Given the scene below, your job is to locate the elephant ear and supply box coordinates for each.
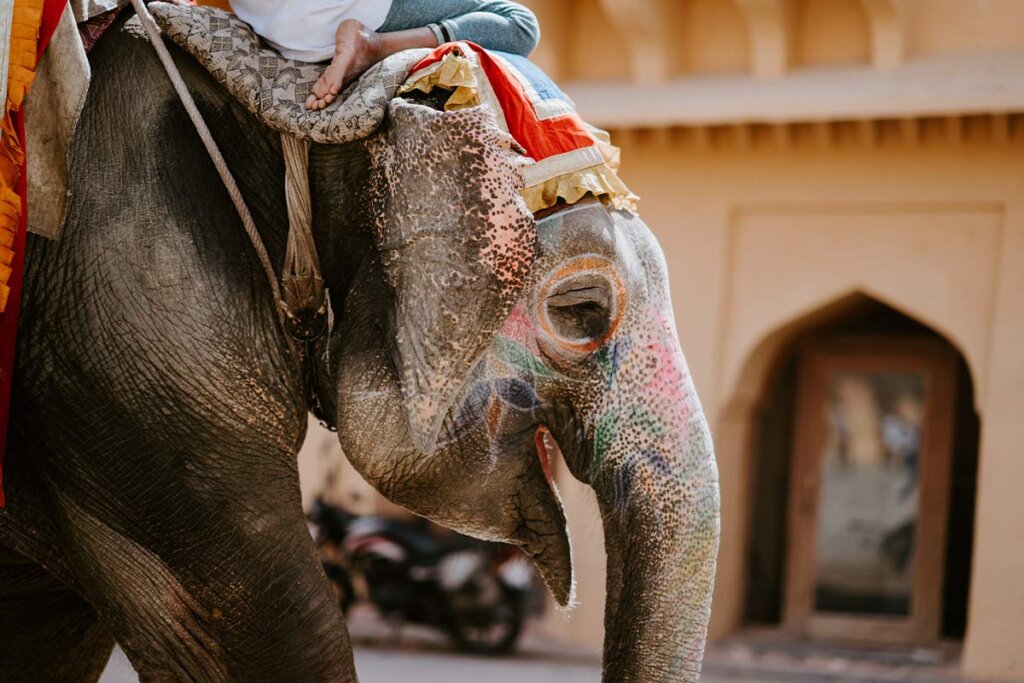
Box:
[368,100,537,454]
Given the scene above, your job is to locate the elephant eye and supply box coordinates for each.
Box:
[536,256,626,356]
[545,286,612,341]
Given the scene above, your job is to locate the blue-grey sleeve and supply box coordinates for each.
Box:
[381,0,541,57]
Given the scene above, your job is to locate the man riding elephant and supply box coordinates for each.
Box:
[0,3,719,681]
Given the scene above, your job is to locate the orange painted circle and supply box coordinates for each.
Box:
[535,255,627,355]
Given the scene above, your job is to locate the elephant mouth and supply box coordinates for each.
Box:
[534,426,556,486]
[516,424,575,608]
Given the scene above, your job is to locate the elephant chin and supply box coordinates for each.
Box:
[338,383,575,608]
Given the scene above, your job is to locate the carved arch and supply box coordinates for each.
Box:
[859,0,904,68]
[597,0,674,83]
[735,0,791,78]
[722,289,981,421]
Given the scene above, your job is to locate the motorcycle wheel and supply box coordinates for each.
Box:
[447,589,523,655]
[321,561,355,616]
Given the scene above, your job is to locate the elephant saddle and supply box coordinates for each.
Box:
[148,2,637,214]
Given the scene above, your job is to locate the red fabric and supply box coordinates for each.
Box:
[0,117,28,508]
[80,0,199,54]
[0,0,68,507]
[410,42,595,163]
[79,5,126,53]
[38,0,66,52]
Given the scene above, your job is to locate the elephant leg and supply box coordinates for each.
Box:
[0,546,115,683]
[19,432,356,682]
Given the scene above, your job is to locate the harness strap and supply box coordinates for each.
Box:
[130,0,328,344]
[280,135,329,340]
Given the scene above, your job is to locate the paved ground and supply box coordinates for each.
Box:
[99,607,608,682]
[99,640,971,683]
[98,609,974,683]
[100,646,604,683]
[98,649,141,683]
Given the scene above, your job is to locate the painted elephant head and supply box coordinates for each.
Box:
[336,101,720,682]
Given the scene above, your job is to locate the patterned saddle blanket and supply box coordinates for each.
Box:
[149,2,430,145]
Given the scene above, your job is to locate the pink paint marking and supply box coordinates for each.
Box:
[498,303,542,355]
[639,304,697,424]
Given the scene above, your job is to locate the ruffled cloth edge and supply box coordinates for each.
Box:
[399,50,638,215]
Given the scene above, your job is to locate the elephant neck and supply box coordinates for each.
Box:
[177,40,359,348]
[306,139,379,309]
[257,137,375,428]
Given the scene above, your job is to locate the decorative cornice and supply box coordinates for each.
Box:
[565,52,1024,130]
[603,114,1021,151]
[735,0,791,78]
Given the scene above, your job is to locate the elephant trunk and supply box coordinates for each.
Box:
[594,430,719,682]
[573,325,720,682]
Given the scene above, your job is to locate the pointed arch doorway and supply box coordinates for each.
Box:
[743,295,979,647]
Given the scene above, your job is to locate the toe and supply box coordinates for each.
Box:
[311,76,331,99]
[325,69,346,96]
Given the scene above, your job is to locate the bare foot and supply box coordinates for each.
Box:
[306,19,382,111]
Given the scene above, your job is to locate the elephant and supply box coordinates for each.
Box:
[0,10,720,683]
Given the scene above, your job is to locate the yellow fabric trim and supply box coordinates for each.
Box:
[0,0,44,311]
[587,124,622,172]
[520,162,639,215]
[397,52,480,111]
[398,47,508,131]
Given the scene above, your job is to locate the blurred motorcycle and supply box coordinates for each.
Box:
[308,498,533,654]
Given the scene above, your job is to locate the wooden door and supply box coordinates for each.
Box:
[782,336,957,644]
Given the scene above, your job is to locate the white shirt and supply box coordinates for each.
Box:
[230,0,394,62]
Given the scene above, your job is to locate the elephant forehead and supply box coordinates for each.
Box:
[535,199,618,255]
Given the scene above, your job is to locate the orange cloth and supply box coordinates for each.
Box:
[0,0,45,312]
[0,0,64,507]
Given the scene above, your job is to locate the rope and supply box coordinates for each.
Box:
[132,1,334,423]
[129,0,285,326]
[280,134,326,332]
